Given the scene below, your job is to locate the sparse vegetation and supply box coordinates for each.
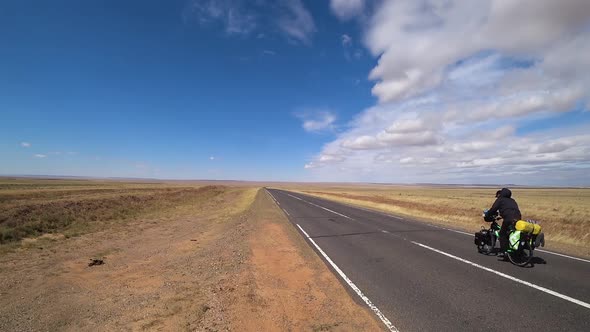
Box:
[0,178,227,244]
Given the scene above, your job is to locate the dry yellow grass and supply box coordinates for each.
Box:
[0,178,257,246]
[280,184,590,256]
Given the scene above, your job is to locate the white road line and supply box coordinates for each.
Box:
[411,241,590,310]
[284,209,290,216]
[266,190,277,203]
[299,194,406,221]
[536,249,590,263]
[441,227,472,236]
[283,190,589,264]
[287,193,354,220]
[431,225,590,263]
[286,193,304,201]
[296,224,398,332]
[306,201,354,220]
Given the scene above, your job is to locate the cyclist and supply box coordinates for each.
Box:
[484,188,521,258]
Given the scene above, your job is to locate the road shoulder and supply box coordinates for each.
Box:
[226,190,384,331]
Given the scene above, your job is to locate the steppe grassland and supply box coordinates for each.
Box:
[285,185,590,250]
[0,178,257,247]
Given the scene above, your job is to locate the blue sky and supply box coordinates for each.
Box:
[2,0,590,185]
[1,0,375,180]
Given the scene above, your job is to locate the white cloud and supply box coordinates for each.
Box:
[341,135,380,150]
[187,0,256,35]
[20,142,31,148]
[209,156,215,160]
[276,0,316,44]
[342,34,364,61]
[330,0,366,20]
[308,1,590,185]
[186,0,315,44]
[341,34,352,47]
[34,154,47,158]
[365,0,590,104]
[298,111,337,133]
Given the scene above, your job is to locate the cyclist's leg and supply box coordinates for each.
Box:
[499,223,509,253]
[499,219,515,253]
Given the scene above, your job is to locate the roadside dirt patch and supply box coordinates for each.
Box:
[226,191,383,331]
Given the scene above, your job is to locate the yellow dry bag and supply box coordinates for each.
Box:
[515,220,541,235]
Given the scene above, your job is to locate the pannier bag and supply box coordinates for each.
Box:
[509,230,522,250]
[475,229,494,253]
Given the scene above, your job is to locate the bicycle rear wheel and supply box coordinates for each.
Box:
[507,242,533,267]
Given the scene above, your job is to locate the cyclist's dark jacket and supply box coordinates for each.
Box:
[485,188,521,222]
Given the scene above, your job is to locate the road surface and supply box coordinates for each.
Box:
[266,189,590,332]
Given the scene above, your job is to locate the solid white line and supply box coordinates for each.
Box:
[267,190,292,217]
[296,224,398,332]
[266,190,277,202]
[287,193,354,220]
[442,227,472,236]
[536,249,590,263]
[411,241,590,310]
[388,215,404,220]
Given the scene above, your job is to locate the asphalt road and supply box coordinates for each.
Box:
[266,188,590,332]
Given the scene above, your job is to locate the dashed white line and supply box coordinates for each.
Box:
[297,194,406,221]
[284,209,290,216]
[286,193,304,201]
[286,193,354,220]
[296,224,398,332]
[280,190,589,264]
[411,241,590,310]
[430,224,590,263]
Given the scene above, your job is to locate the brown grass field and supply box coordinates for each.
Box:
[0,178,222,246]
[279,183,590,257]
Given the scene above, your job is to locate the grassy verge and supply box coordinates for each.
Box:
[282,185,590,255]
[0,179,228,245]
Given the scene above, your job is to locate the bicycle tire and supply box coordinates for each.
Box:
[507,242,533,267]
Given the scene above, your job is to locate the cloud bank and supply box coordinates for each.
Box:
[310,0,590,185]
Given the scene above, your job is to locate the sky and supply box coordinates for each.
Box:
[1,0,590,185]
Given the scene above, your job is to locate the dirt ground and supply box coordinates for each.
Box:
[0,188,382,331]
